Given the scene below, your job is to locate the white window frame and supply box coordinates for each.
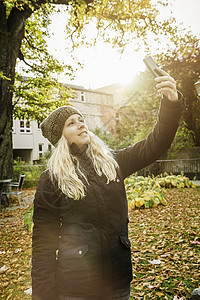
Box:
[38,144,43,158]
[80,91,85,102]
[19,119,31,133]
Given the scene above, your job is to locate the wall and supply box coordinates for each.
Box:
[70,88,116,133]
[12,119,51,162]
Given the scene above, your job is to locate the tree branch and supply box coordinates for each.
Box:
[24,35,49,54]
[18,51,45,74]
[7,0,94,39]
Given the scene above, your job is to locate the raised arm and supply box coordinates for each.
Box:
[115,71,184,179]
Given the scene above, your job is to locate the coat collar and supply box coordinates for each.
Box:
[70,142,89,160]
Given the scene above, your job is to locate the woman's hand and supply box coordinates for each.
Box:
[155,69,178,102]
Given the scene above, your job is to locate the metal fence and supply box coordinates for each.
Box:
[139,158,200,179]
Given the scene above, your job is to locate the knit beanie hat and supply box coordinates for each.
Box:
[41,106,83,145]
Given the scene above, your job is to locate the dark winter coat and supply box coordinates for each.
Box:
[32,96,184,300]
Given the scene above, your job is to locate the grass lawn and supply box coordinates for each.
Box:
[0,187,200,299]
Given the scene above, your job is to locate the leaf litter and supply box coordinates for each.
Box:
[129,188,200,299]
[0,189,34,300]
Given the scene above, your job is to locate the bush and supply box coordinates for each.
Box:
[125,173,197,210]
[13,158,47,188]
[155,173,197,188]
[125,175,166,209]
[167,121,195,158]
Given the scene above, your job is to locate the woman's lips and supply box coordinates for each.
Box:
[79,131,88,136]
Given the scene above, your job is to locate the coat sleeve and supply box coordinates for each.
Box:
[115,94,184,179]
[32,171,61,300]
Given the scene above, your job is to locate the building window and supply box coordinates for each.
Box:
[20,120,31,133]
[39,144,43,158]
[80,91,85,102]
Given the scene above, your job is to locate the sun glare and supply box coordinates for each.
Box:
[45,0,200,90]
[70,43,146,89]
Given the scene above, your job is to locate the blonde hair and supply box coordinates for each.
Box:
[48,132,119,200]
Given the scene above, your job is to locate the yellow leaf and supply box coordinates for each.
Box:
[135,285,143,290]
[161,198,167,205]
[135,198,145,208]
[155,292,164,297]
[129,200,135,210]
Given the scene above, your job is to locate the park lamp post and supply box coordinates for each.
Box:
[194,79,200,97]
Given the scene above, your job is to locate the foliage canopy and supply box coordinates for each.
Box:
[2,0,197,120]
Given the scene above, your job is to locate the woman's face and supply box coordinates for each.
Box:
[62,114,90,148]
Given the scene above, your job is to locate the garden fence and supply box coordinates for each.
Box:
[139,158,200,180]
[14,159,200,187]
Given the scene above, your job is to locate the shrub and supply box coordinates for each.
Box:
[125,173,197,210]
[13,158,47,188]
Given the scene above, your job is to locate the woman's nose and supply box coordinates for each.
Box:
[77,122,85,129]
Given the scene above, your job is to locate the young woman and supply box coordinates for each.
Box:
[32,70,184,300]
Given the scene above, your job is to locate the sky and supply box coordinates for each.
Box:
[47,0,200,89]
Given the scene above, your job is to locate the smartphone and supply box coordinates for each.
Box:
[143,56,163,78]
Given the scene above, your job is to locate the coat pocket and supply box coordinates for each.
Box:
[59,243,88,259]
[58,236,89,276]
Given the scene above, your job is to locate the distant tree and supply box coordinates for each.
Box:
[158,38,200,146]
[0,0,196,178]
[115,37,200,157]
[115,69,159,141]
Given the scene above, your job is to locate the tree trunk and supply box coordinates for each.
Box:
[0,4,32,179]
